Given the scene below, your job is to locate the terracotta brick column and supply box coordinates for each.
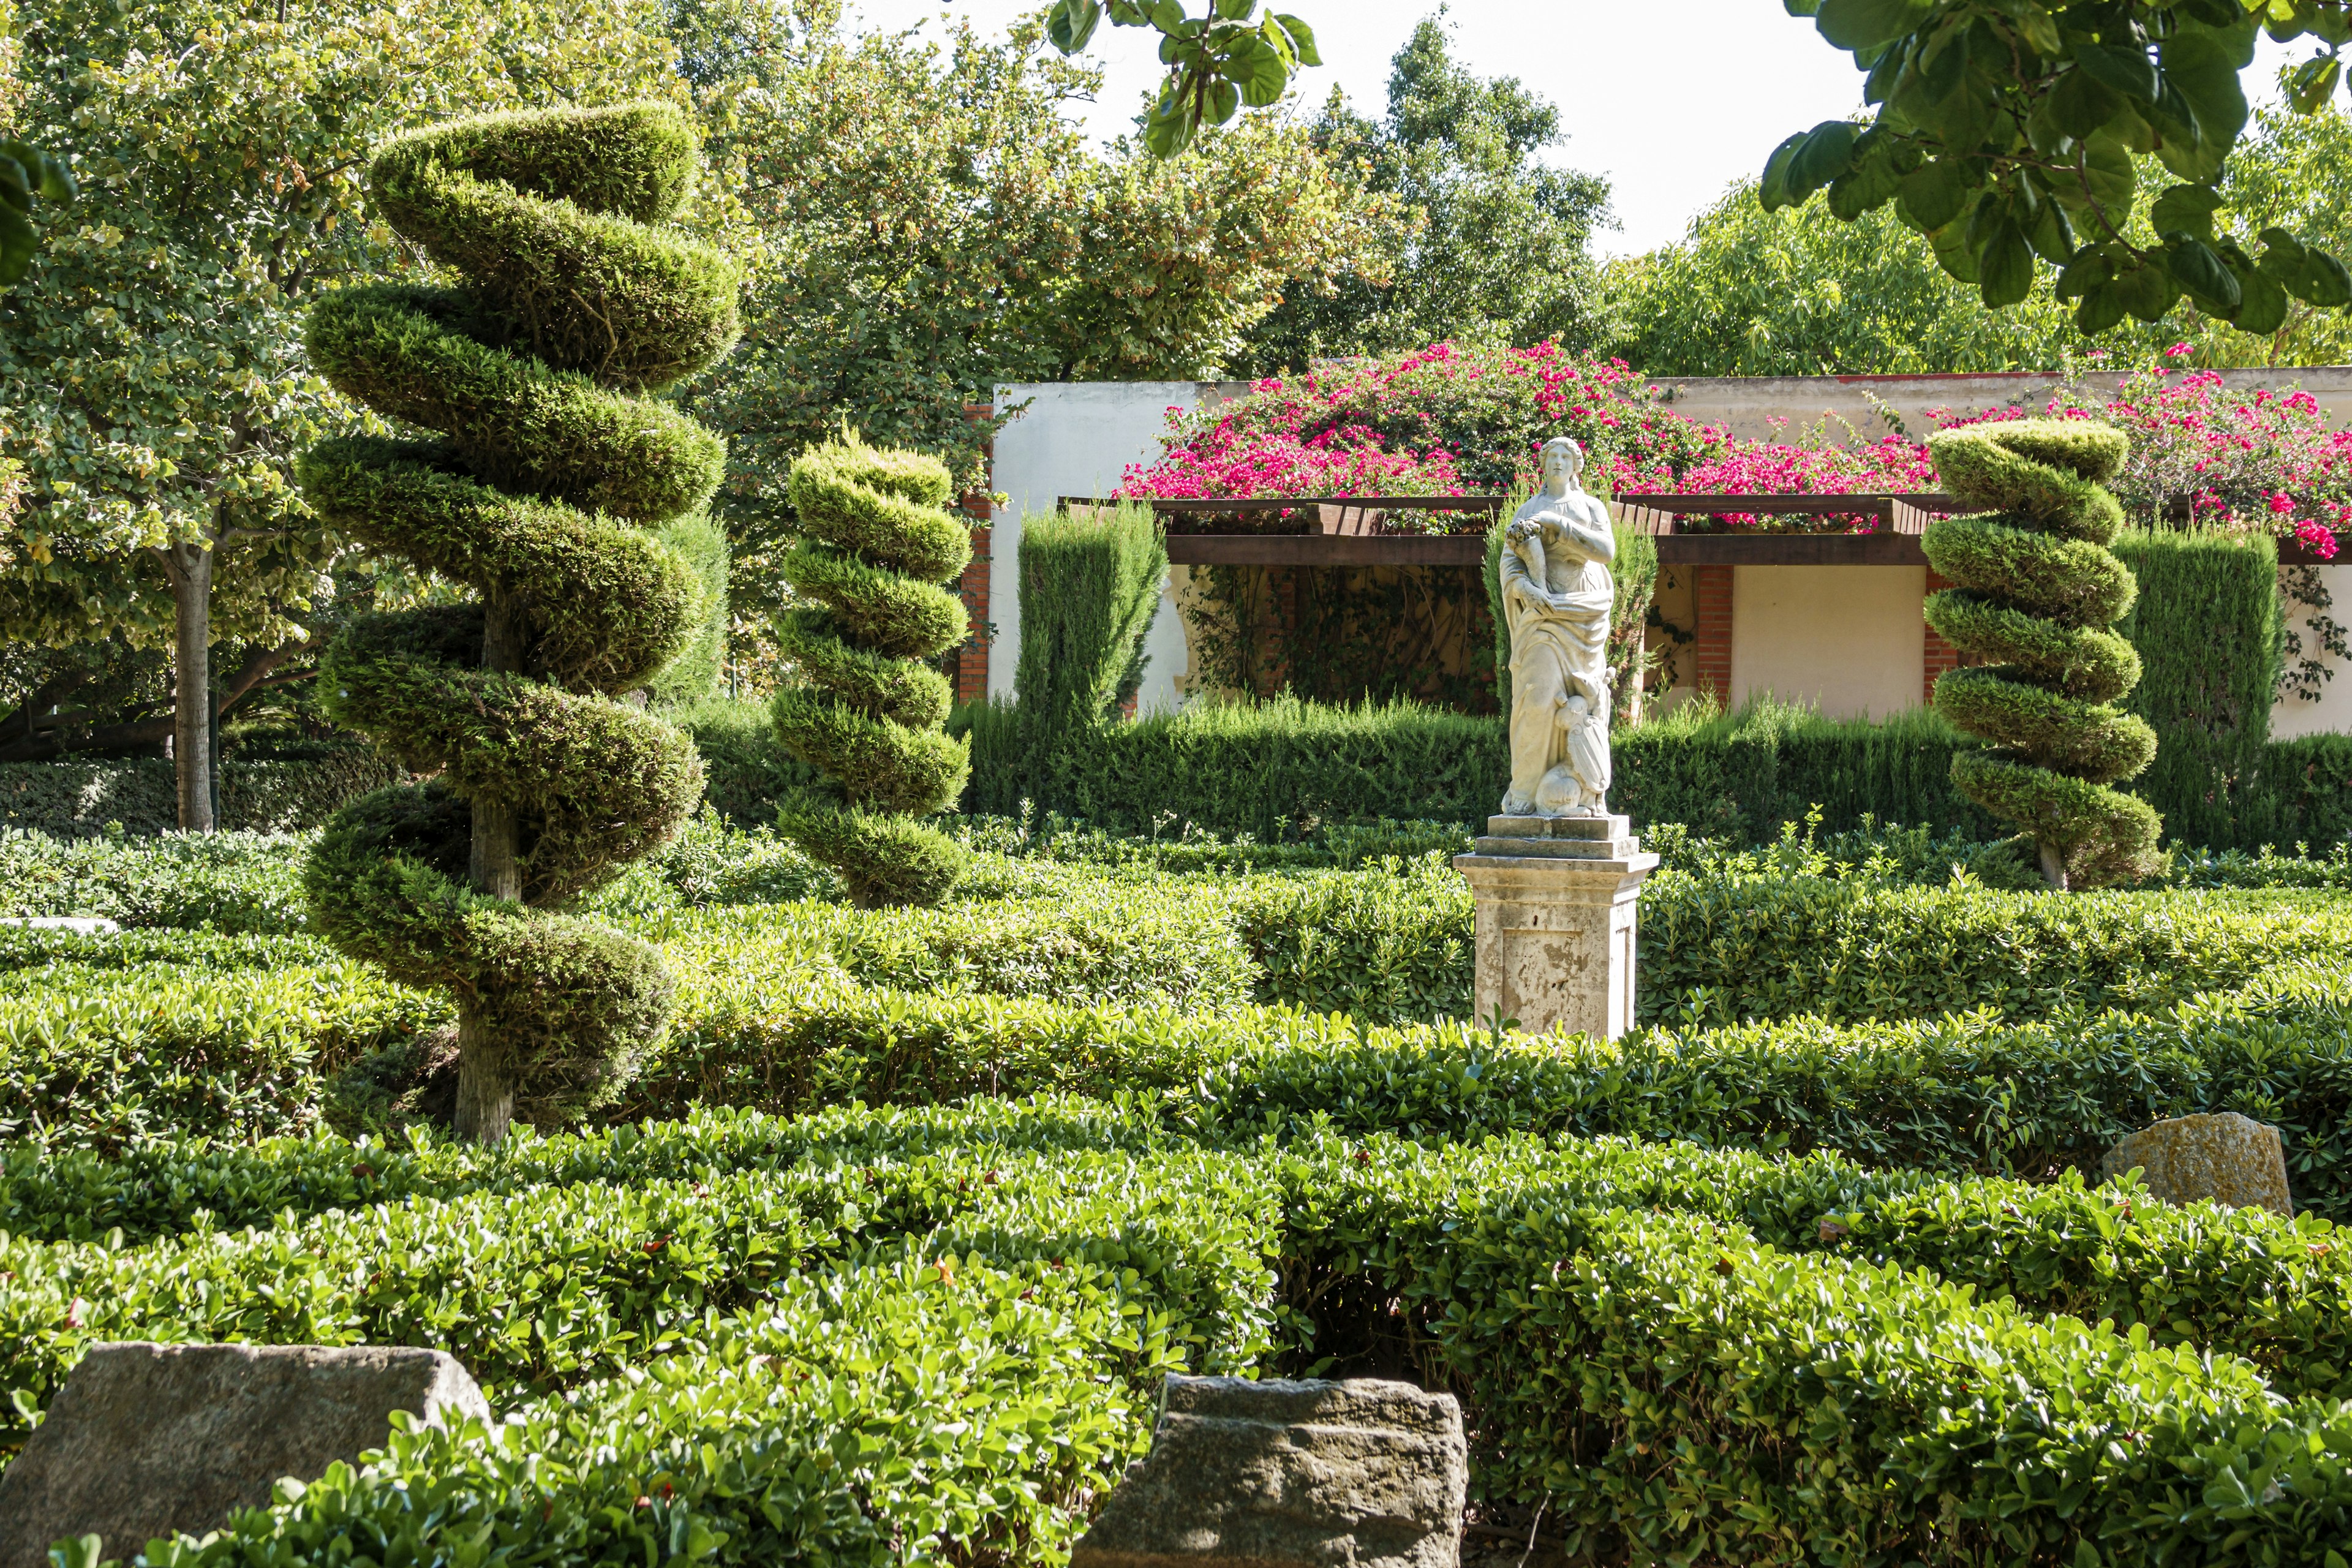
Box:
[1692,565,1733,701]
[954,502,992,705]
[1921,568,1959,707]
[956,404,996,705]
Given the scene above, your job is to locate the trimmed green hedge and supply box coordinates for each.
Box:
[7,1105,2352,1561]
[2114,531,2282,851]
[956,690,2352,851]
[0,751,402,837]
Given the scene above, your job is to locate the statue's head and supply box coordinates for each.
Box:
[1539,436,1584,484]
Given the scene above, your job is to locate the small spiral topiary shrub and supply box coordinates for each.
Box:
[1924,418,2160,889]
[296,103,739,1142]
[771,434,973,907]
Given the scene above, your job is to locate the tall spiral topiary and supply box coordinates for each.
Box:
[296,104,739,1142]
[1924,418,2162,890]
[772,434,972,907]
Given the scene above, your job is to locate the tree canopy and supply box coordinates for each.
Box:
[1235,16,1615,374]
[676,4,1403,674]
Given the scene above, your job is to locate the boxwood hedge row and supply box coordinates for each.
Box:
[7,1109,2352,1564]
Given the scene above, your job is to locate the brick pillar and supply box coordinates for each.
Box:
[1692,565,1733,701]
[957,404,997,706]
[1921,568,1959,707]
[954,499,992,706]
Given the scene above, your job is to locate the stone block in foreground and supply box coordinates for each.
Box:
[0,1342,491,1568]
[2101,1111,2294,1216]
[1072,1374,1467,1568]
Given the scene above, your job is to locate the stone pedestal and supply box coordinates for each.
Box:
[1453,813,1657,1041]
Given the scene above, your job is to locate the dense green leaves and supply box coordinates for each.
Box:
[1770,0,2352,337]
[1043,0,1321,156]
[0,138,74,287]
[1234,18,1611,373]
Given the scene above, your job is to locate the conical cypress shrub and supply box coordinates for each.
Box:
[772,434,972,906]
[296,103,738,1143]
[1924,419,2162,889]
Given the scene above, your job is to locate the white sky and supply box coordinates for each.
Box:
[846,0,2313,257]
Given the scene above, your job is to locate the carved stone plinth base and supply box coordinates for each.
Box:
[1453,813,1658,1041]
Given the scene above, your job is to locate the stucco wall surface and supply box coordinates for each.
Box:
[2276,565,2352,741]
[1730,564,1927,720]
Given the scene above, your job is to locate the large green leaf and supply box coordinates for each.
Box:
[1815,0,1933,51]
[2045,67,2122,141]
[1789,121,1860,198]
[2074,281,2128,334]
[2148,184,2222,243]
[0,202,36,285]
[2114,258,2181,322]
[2233,260,2288,335]
[2046,131,2135,226]
[1270,13,1320,66]
[1046,0,1103,53]
[2160,21,2255,151]
[2072,42,2158,104]
[2054,246,2115,301]
[2023,186,2075,263]
[2303,246,2352,309]
[2290,54,2341,113]
[1928,217,1981,284]
[1977,217,2035,307]
[2167,237,2241,311]
[1760,132,1809,211]
[1827,141,1902,219]
[1896,157,1970,231]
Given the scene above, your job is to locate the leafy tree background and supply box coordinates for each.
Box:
[0,0,705,821]
[1235,15,1615,374]
[672,0,1406,683]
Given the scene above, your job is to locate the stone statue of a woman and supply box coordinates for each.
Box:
[1500,436,1615,816]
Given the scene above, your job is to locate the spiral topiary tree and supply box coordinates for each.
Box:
[772,434,972,907]
[1924,418,2162,890]
[296,103,739,1143]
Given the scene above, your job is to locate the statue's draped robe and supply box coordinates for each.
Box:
[1502,509,1613,813]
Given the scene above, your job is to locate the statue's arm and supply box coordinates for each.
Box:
[1564,499,1616,564]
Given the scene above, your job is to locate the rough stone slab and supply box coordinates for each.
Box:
[2101,1112,2294,1216]
[1072,1374,1466,1568]
[0,1343,491,1568]
[0,916,120,935]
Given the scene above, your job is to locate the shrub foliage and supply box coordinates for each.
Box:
[772,435,973,907]
[1926,420,2162,888]
[296,104,737,1141]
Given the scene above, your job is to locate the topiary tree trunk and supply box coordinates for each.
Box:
[1923,418,2162,891]
[771,434,972,907]
[295,103,739,1144]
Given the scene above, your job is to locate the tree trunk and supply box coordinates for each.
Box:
[154,540,216,833]
[2037,839,2070,892]
[456,592,524,1145]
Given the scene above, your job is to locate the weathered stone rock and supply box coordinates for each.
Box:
[2101,1112,2294,1216]
[1072,1375,1467,1568]
[0,1342,491,1568]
